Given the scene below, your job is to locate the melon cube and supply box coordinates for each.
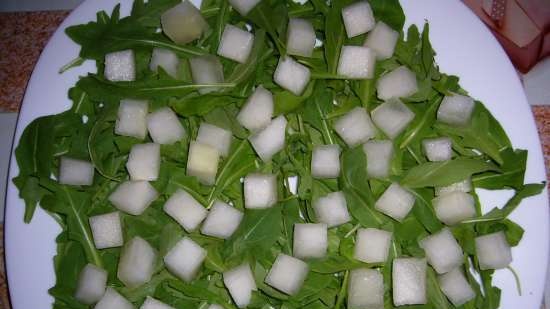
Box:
[164,189,207,232]
[334,107,376,146]
[249,115,287,161]
[208,305,224,309]
[150,48,180,78]
[164,237,207,282]
[147,107,185,145]
[437,93,475,126]
[375,183,415,222]
[419,228,463,274]
[140,297,175,309]
[95,287,134,309]
[371,99,415,139]
[201,200,244,239]
[223,263,257,308]
[244,173,277,209]
[475,231,512,270]
[273,56,311,95]
[423,137,452,162]
[197,123,233,157]
[161,1,208,45]
[432,192,476,225]
[341,1,375,38]
[59,157,94,186]
[89,212,123,249]
[435,179,472,196]
[218,24,254,63]
[126,143,161,181]
[115,99,148,139]
[313,191,351,228]
[286,18,316,57]
[438,268,475,306]
[376,66,418,100]
[293,223,328,259]
[265,254,309,295]
[117,236,157,288]
[354,228,392,264]
[311,145,341,179]
[237,86,274,131]
[104,50,135,82]
[74,264,108,305]
[393,258,427,306]
[337,46,376,79]
[229,0,261,15]
[364,21,399,60]
[363,140,393,179]
[189,55,224,94]
[109,181,158,216]
[187,141,220,185]
[348,268,384,309]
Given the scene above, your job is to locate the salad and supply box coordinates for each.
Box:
[12,0,545,308]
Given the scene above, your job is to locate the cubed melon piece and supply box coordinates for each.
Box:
[341,1,375,38]
[375,183,415,222]
[218,24,254,63]
[223,263,257,308]
[207,305,224,309]
[150,48,179,78]
[265,254,309,295]
[94,287,133,309]
[273,56,311,95]
[337,46,376,79]
[371,99,415,139]
[89,212,123,249]
[197,123,233,157]
[432,192,476,225]
[147,107,185,145]
[201,200,244,239]
[164,237,207,282]
[189,55,224,95]
[237,86,274,131]
[104,50,135,82]
[74,264,108,305]
[363,140,393,179]
[422,137,452,162]
[311,145,341,179]
[435,179,472,196]
[249,116,287,161]
[475,231,512,270]
[354,228,392,263]
[286,18,316,57]
[161,1,208,45]
[438,268,475,306]
[364,21,399,60]
[126,143,161,181]
[419,228,463,274]
[187,141,220,185]
[376,66,418,100]
[437,94,475,126]
[115,99,148,139]
[109,181,158,215]
[140,297,175,309]
[293,223,328,259]
[244,173,277,209]
[228,0,261,15]
[313,191,351,228]
[59,157,94,186]
[348,268,384,309]
[334,107,376,146]
[164,189,207,232]
[117,236,157,288]
[393,258,427,306]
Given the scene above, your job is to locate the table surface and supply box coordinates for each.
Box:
[0,9,549,309]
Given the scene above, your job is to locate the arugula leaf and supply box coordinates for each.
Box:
[473,148,528,190]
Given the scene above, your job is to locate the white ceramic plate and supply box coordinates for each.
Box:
[5,0,549,308]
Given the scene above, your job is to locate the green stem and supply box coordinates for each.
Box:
[334,271,349,309]
[59,57,84,74]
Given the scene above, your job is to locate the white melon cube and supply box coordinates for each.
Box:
[115,99,148,139]
[244,173,277,209]
[201,201,244,239]
[161,1,208,45]
[249,115,287,161]
[197,123,233,157]
[363,140,393,179]
[126,143,160,181]
[229,0,261,15]
[164,189,207,232]
[348,268,384,309]
[354,228,392,263]
[141,297,175,309]
[147,107,185,145]
[375,183,415,222]
[337,46,376,79]
[438,268,475,306]
[237,86,274,131]
[364,21,399,60]
[207,305,224,309]
[223,263,257,308]
[311,145,341,179]
[371,99,415,139]
[265,254,309,295]
[376,66,418,100]
[287,18,316,57]
[89,212,123,249]
[419,228,463,274]
[393,258,427,305]
[74,264,108,305]
[313,191,351,228]
[475,231,512,270]
[293,223,328,259]
[435,179,472,196]
[109,181,158,215]
[59,157,94,186]
[273,56,311,95]
[95,287,134,309]
[104,50,135,82]
[334,107,376,146]
[150,48,180,78]
[423,137,452,162]
[187,141,220,185]
[432,192,476,225]
[189,55,224,95]
[437,94,475,126]
[164,237,207,282]
[218,24,254,63]
[117,236,157,288]
[341,1,375,38]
